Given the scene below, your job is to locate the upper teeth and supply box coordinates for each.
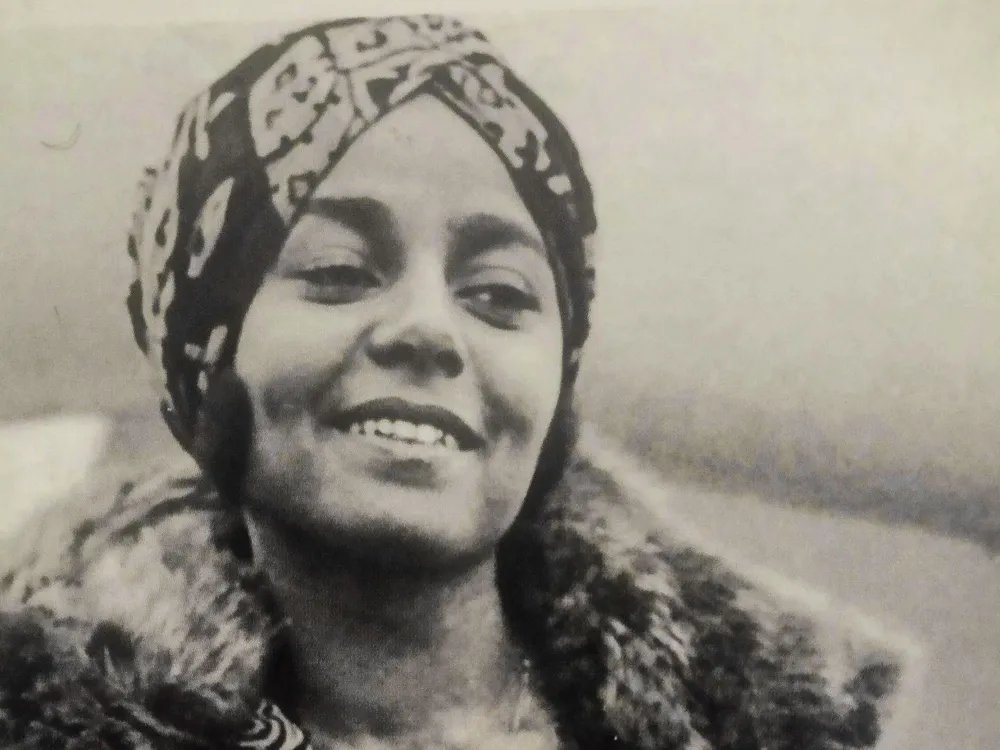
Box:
[348,419,459,449]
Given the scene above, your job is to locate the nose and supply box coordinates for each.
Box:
[366,281,465,379]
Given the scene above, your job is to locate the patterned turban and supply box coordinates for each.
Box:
[126,15,597,449]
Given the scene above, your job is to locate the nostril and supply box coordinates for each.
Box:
[367,334,464,378]
[436,349,463,378]
[368,340,412,369]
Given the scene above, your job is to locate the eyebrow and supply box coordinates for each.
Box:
[303,196,399,250]
[448,213,548,262]
[302,197,546,261]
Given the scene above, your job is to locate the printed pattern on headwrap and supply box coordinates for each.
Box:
[247,18,506,222]
[127,15,597,449]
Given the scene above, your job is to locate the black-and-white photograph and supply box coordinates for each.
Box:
[1,2,997,747]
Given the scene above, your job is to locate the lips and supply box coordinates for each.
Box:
[325,397,485,451]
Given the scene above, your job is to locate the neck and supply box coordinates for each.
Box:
[245,514,524,741]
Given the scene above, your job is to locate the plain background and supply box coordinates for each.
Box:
[2,2,999,747]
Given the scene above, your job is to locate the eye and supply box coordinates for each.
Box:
[293,264,380,305]
[459,280,541,329]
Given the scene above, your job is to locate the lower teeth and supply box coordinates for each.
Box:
[346,424,458,449]
[379,434,438,446]
[353,430,442,447]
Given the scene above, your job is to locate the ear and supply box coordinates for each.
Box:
[191,368,254,505]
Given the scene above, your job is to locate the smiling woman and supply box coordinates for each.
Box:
[238,95,564,571]
[0,14,919,750]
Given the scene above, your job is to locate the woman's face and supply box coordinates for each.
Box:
[235,94,564,568]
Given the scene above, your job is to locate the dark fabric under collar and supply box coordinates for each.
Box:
[239,701,310,749]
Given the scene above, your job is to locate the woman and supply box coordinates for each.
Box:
[0,15,917,750]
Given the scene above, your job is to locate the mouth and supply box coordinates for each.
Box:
[325,397,485,452]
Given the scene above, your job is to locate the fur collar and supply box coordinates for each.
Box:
[0,426,920,749]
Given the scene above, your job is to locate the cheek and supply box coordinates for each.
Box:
[472,318,564,448]
[235,288,358,423]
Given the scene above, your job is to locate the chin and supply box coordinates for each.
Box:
[284,474,517,571]
[243,427,534,570]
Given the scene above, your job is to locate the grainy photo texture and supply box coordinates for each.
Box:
[1,5,997,748]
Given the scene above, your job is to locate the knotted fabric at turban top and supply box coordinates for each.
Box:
[126,15,597,450]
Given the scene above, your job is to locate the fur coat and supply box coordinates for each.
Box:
[0,427,921,749]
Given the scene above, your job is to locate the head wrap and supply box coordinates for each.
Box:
[127,15,597,449]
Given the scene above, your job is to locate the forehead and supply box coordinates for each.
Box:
[309,94,532,219]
